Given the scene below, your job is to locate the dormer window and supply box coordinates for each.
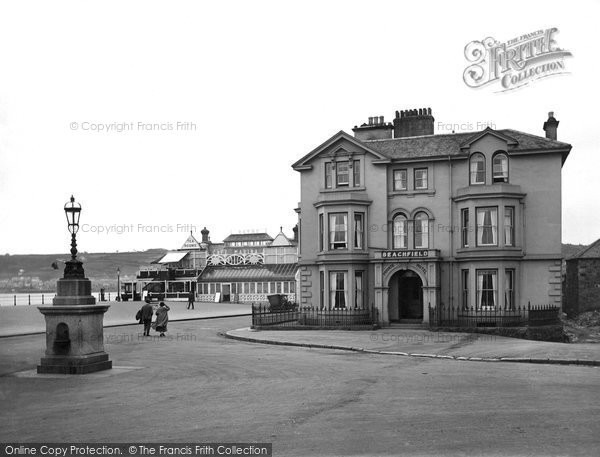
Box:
[470,153,485,185]
[492,153,509,183]
[336,161,349,186]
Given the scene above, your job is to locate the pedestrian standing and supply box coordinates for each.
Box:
[140,300,154,336]
[155,302,170,337]
[187,289,195,310]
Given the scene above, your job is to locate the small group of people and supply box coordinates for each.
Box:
[138,301,170,337]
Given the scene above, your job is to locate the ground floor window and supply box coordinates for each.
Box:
[505,269,515,309]
[320,271,324,309]
[476,270,497,309]
[354,271,363,309]
[461,269,469,309]
[329,271,347,309]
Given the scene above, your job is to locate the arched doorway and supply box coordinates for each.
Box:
[388,269,423,322]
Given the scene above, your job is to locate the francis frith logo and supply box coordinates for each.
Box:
[463,27,572,92]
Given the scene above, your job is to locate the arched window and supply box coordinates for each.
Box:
[492,152,508,183]
[393,214,408,249]
[470,153,485,185]
[414,212,429,249]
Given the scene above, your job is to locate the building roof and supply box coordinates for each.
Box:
[292,128,572,169]
[180,232,201,250]
[271,228,294,247]
[223,233,274,243]
[568,239,600,259]
[157,251,189,264]
[199,263,298,282]
[361,129,572,160]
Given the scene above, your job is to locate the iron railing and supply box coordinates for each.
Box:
[429,303,560,328]
[252,304,378,329]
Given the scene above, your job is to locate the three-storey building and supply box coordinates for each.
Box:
[292,109,571,325]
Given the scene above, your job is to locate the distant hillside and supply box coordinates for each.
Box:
[0,249,167,292]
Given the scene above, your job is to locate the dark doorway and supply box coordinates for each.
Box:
[388,270,423,321]
[222,284,231,302]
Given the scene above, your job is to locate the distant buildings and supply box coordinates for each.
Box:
[563,239,600,316]
[136,227,299,303]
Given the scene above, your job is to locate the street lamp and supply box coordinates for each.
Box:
[63,195,84,278]
[116,267,121,302]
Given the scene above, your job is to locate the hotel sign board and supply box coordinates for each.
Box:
[381,250,429,259]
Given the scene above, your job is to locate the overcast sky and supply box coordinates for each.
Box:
[0,0,598,255]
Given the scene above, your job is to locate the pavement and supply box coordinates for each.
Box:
[225,326,600,366]
[1,316,599,456]
[0,301,252,337]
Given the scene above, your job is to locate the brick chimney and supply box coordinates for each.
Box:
[201,227,210,243]
[543,111,559,140]
[353,116,393,140]
[393,108,434,138]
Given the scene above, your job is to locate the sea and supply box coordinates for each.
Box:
[0,292,118,306]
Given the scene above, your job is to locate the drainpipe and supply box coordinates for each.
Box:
[448,155,453,308]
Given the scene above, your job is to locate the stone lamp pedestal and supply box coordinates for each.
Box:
[37,260,112,374]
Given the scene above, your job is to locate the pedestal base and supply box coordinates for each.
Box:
[37,352,112,374]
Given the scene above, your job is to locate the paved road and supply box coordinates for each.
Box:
[1,316,599,456]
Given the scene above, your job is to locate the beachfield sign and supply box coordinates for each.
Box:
[463,28,572,92]
[381,250,429,259]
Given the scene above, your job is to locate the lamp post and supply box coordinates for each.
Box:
[63,196,84,278]
[116,267,121,302]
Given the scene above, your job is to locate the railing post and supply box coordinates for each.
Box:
[14,295,16,306]
[28,294,31,305]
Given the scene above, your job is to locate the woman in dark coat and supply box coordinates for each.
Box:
[154,302,170,337]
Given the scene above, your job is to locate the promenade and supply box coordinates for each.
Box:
[0,301,252,337]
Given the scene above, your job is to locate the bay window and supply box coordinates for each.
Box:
[476,270,497,309]
[329,213,348,250]
[336,161,349,186]
[354,213,364,249]
[505,269,515,309]
[461,208,469,248]
[325,162,333,189]
[353,160,361,186]
[354,271,364,309]
[476,207,498,246]
[504,207,514,246]
[329,271,347,309]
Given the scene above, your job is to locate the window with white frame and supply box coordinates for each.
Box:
[470,153,485,185]
[505,269,515,309]
[461,269,469,309]
[476,270,497,309]
[354,271,364,309]
[319,213,324,251]
[329,213,348,249]
[393,169,407,191]
[493,153,509,183]
[461,208,469,248]
[393,214,408,249]
[353,160,360,187]
[414,212,429,249]
[354,213,364,249]
[504,206,514,246]
[476,207,498,246]
[325,162,333,189]
[336,161,349,186]
[329,271,347,309]
[414,168,428,190]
